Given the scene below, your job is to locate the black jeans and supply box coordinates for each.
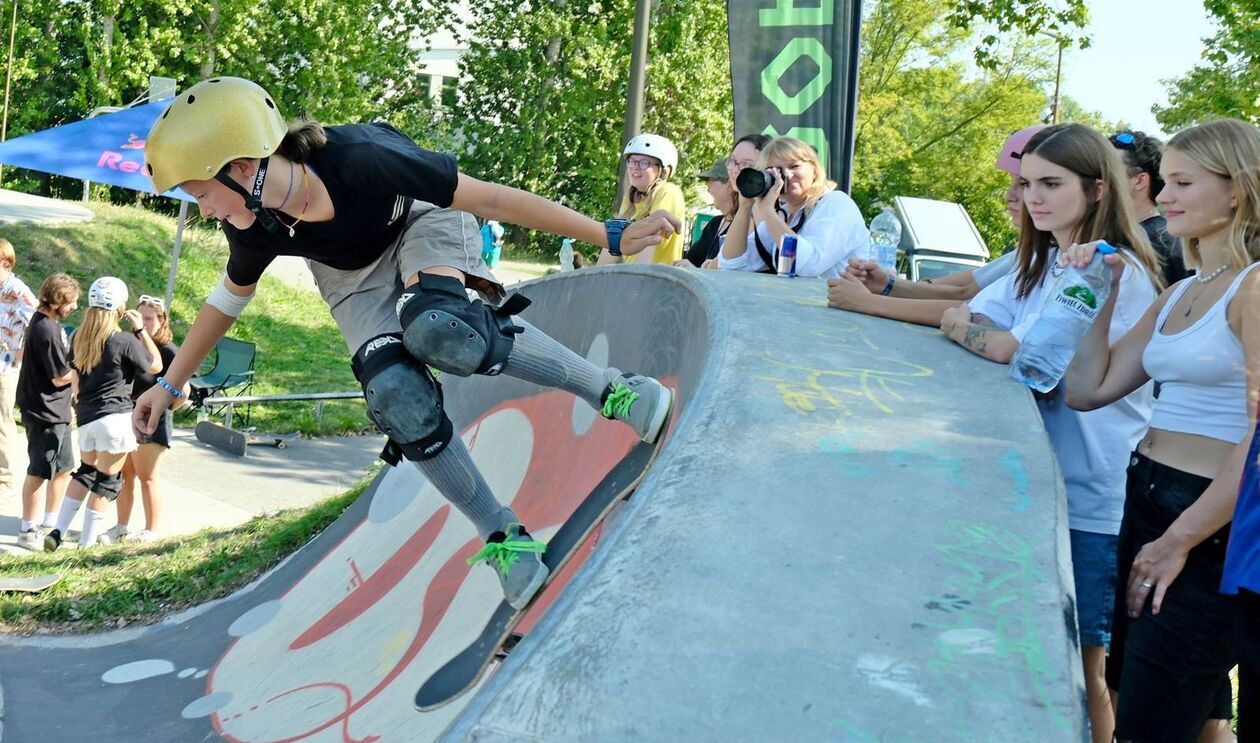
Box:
[1109,453,1237,742]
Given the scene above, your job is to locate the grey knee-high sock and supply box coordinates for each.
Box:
[412,436,514,540]
[502,318,618,407]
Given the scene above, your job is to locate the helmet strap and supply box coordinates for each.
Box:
[214,157,282,234]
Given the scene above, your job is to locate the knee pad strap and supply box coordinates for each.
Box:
[92,470,124,501]
[396,274,530,377]
[72,463,98,492]
[351,333,454,464]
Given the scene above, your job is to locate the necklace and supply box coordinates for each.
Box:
[277,160,296,212]
[273,163,310,238]
[1183,264,1232,317]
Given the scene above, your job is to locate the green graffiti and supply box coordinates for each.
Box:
[761,38,833,116]
[759,0,834,27]
[1062,285,1098,308]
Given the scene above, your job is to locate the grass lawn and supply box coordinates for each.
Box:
[0,469,375,633]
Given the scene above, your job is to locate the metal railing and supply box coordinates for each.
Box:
[202,391,361,429]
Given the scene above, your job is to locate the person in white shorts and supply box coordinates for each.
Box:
[44,277,161,551]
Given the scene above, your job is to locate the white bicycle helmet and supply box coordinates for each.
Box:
[623,134,678,178]
[88,276,128,311]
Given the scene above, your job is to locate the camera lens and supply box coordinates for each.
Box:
[736,167,774,199]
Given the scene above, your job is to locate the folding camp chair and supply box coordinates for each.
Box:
[188,337,256,422]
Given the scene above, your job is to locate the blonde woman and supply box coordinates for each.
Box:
[720,135,868,278]
[598,133,686,265]
[103,295,180,543]
[1064,118,1260,742]
[44,277,160,551]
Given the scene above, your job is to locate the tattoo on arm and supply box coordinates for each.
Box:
[961,324,990,355]
[970,313,998,328]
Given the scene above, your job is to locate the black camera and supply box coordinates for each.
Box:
[736,167,779,199]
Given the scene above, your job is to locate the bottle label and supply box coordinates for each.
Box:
[1052,284,1100,318]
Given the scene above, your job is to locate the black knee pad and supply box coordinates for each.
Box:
[352,333,454,463]
[72,463,98,492]
[92,470,124,501]
[395,274,531,377]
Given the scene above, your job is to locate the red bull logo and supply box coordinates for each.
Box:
[97,133,146,173]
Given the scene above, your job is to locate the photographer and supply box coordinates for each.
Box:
[719,136,868,278]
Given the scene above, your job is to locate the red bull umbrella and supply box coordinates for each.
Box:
[0,101,192,201]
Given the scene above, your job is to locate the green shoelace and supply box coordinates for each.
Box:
[602,385,639,419]
[468,528,547,577]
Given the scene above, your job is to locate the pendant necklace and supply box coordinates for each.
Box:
[273,163,310,238]
[1183,263,1231,317]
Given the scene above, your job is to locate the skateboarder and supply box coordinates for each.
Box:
[137,77,675,609]
[45,277,162,551]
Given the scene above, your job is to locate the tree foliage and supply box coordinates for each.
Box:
[1155,0,1260,129]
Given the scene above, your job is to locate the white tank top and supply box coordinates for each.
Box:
[1142,263,1260,443]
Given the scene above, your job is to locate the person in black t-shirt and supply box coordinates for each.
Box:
[1110,130,1188,286]
[102,294,181,544]
[678,156,735,268]
[14,273,79,551]
[137,77,679,610]
[43,277,161,552]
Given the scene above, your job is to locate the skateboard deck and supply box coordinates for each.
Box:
[242,429,301,450]
[415,434,665,711]
[195,421,247,456]
[0,573,61,593]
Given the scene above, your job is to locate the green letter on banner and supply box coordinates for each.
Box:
[759,0,834,26]
[761,38,833,116]
[762,124,830,174]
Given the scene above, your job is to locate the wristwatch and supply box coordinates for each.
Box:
[605,218,631,257]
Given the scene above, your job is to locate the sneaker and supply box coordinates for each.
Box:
[16,529,41,551]
[600,373,674,444]
[132,530,160,542]
[468,524,549,610]
[97,524,130,545]
[43,528,63,552]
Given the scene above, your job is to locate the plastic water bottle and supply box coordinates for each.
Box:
[869,205,901,274]
[559,238,575,271]
[1010,242,1118,393]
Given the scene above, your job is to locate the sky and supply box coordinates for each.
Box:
[1057,0,1216,136]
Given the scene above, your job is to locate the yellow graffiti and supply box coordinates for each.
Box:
[759,351,934,416]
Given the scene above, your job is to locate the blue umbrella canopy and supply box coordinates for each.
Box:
[0,101,192,201]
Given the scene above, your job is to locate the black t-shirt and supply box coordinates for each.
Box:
[15,311,72,424]
[684,216,729,268]
[131,341,178,401]
[72,332,152,425]
[1141,215,1188,286]
[224,123,460,286]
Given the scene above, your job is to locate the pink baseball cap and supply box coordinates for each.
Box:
[995,125,1048,175]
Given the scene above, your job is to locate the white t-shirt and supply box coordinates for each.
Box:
[719,191,870,279]
[973,250,1018,289]
[0,275,36,375]
[969,247,1158,535]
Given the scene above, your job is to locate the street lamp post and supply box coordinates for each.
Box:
[0,0,17,185]
[1039,30,1063,124]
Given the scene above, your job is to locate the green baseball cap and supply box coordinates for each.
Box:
[695,156,729,180]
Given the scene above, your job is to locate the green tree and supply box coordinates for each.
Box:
[1155,0,1260,129]
[446,0,733,259]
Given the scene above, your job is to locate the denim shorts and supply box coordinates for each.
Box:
[1069,529,1117,648]
[1109,452,1237,741]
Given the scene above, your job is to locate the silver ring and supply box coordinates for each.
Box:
[1140,580,1154,588]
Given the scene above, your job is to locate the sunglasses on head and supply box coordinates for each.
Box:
[138,295,165,311]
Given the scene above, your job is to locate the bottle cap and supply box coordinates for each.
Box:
[1096,241,1116,255]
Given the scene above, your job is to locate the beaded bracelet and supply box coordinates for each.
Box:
[155,375,184,399]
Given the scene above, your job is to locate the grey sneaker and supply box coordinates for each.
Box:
[97,524,130,545]
[16,529,41,551]
[468,524,549,610]
[43,528,63,552]
[600,373,673,444]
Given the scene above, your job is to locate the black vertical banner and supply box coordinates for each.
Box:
[727,0,862,191]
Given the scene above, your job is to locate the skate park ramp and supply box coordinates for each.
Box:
[0,266,1085,741]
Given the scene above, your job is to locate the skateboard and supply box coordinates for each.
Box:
[415,434,666,711]
[195,421,247,456]
[196,422,300,455]
[0,573,61,593]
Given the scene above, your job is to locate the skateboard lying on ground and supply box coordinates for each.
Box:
[415,434,666,711]
[0,573,61,593]
[195,421,299,456]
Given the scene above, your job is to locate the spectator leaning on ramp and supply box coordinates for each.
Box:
[137,77,676,610]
